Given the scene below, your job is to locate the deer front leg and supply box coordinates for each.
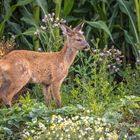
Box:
[51,82,61,108]
[42,84,51,108]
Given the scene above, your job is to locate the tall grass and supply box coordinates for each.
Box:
[134,0,140,47]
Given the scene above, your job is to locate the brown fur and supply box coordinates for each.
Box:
[0,24,89,108]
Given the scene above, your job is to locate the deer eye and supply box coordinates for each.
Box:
[76,38,82,42]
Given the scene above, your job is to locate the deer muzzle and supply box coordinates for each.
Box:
[83,41,90,51]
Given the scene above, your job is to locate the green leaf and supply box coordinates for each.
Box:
[21,7,36,27]
[7,21,22,35]
[63,0,74,17]
[0,22,5,38]
[3,127,13,135]
[21,16,36,26]
[86,20,113,41]
[124,30,134,45]
[35,0,48,14]
[0,3,17,38]
[130,127,140,136]
[65,16,80,22]
[16,0,33,6]
[22,27,36,36]
[117,0,139,44]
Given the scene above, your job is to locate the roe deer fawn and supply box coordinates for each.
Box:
[0,23,89,108]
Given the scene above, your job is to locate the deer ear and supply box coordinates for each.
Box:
[60,24,73,36]
[74,22,85,32]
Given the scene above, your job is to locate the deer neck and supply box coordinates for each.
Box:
[60,42,78,68]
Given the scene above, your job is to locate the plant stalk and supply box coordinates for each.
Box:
[134,0,140,43]
[55,0,62,50]
[32,3,40,51]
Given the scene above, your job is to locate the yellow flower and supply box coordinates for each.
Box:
[50,124,55,130]
[99,136,105,140]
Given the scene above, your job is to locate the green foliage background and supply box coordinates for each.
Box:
[0,0,140,59]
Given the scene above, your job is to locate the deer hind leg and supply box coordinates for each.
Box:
[1,76,30,107]
[43,84,51,108]
[0,78,12,107]
[51,82,61,108]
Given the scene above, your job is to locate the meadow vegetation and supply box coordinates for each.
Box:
[0,0,140,139]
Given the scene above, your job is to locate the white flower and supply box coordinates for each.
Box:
[99,137,105,140]
[85,127,92,131]
[124,134,128,138]
[67,134,70,138]
[86,110,90,113]
[44,14,48,19]
[42,18,46,23]
[50,18,54,22]
[34,29,40,35]
[108,65,111,68]
[136,59,140,63]
[112,65,116,69]
[56,17,59,21]
[11,35,15,39]
[100,53,105,56]
[25,131,30,136]
[72,116,79,121]
[34,32,38,35]
[39,122,45,128]
[78,135,82,138]
[106,133,111,137]
[31,130,35,133]
[65,129,69,132]
[88,138,94,140]
[92,49,97,53]
[99,58,103,61]
[116,58,120,61]
[52,12,55,16]
[115,68,119,72]
[41,26,46,30]
[95,127,103,132]
[59,137,63,140]
[117,50,122,55]
[53,23,59,27]
[48,14,51,17]
[22,134,28,138]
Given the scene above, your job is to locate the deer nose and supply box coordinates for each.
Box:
[82,40,89,47]
[83,41,90,50]
[86,42,90,48]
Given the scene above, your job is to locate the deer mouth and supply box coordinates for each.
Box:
[83,43,90,51]
[84,47,90,51]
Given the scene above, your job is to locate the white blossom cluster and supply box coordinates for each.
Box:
[91,47,124,73]
[42,13,66,27]
[34,13,66,36]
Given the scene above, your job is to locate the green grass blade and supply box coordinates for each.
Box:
[63,0,74,17]
[134,0,140,41]
[117,0,139,44]
[16,0,33,6]
[35,0,48,14]
[86,20,114,42]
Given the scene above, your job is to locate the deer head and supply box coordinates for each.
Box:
[60,23,90,51]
